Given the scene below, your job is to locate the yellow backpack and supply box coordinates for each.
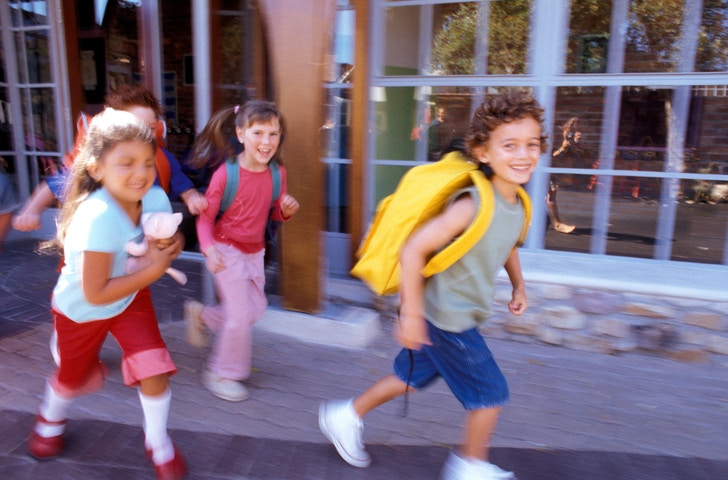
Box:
[351,151,532,296]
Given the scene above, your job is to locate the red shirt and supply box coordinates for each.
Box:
[197,162,288,254]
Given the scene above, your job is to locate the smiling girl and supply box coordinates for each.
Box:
[27,109,186,480]
[184,100,299,402]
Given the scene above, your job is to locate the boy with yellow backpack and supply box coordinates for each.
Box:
[319,90,546,480]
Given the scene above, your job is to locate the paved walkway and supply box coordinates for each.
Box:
[1,240,727,479]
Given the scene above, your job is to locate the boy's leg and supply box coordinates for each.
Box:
[352,374,411,417]
[319,375,408,469]
[461,406,502,461]
[321,345,436,468]
[431,326,514,479]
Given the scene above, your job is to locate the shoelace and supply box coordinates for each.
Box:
[401,348,414,417]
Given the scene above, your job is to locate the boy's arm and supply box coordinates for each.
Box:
[12,181,56,231]
[398,194,475,350]
[504,248,527,315]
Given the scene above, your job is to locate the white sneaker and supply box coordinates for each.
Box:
[184,300,208,348]
[202,370,249,402]
[441,451,514,480]
[318,399,371,468]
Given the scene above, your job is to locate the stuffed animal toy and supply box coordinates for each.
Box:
[125,211,187,285]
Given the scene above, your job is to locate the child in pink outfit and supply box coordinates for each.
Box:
[185,100,299,402]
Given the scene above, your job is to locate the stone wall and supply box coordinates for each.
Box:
[482,279,728,367]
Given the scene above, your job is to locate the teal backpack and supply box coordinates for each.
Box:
[219,158,282,245]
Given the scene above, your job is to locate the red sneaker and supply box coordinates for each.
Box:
[27,415,66,459]
[150,443,187,480]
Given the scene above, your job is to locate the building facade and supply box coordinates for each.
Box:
[2,1,727,301]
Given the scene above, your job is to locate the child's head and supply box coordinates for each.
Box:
[188,99,285,170]
[466,90,547,183]
[234,100,285,167]
[466,90,547,156]
[105,84,163,125]
[55,108,156,246]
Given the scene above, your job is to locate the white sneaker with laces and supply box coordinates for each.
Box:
[441,451,515,480]
[318,399,371,468]
[202,370,249,402]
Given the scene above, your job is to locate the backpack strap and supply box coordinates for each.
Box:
[515,186,532,247]
[220,159,281,212]
[154,148,172,194]
[422,173,532,277]
[269,160,281,203]
[422,171,494,277]
[220,158,239,212]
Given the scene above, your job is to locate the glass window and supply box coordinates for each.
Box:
[323,2,355,237]
[696,2,728,72]
[20,31,52,84]
[9,0,49,27]
[567,1,728,74]
[373,86,479,162]
[382,1,531,76]
[565,2,612,73]
[546,84,728,264]
[372,1,728,266]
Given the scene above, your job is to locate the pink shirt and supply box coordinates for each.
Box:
[197,162,288,254]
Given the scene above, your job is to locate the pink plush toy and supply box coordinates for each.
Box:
[125,211,187,285]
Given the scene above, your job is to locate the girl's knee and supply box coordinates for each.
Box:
[139,373,169,396]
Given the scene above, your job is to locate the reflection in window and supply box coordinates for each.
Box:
[696,3,728,72]
[567,1,728,74]
[545,84,728,264]
[383,1,530,76]
[430,1,530,75]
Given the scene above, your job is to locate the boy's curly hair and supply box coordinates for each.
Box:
[466,90,548,158]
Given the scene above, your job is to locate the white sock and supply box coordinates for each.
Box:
[139,388,174,465]
[36,382,72,438]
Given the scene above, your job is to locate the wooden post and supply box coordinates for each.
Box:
[257,0,336,313]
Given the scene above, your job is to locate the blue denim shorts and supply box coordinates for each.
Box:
[393,321,509,410]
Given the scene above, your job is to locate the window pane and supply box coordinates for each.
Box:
[374,86,482,162]
[19,31,52,84]
[218,14,247,86]
[9,0,49,27]
[382,1,530,76]
[566,2,611,73]
[323,87,352,160]
[605,181,662,258]
[25,88,58,153]
[548,84,728,264]
[325,163,349,233]
[0,88,13,151]
[624,0,684,73]
[547,88,604,251]
[697,2,728,72]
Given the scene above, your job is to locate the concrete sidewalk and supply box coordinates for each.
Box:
[1,239,727,479]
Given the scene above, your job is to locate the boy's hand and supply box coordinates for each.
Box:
[181,189,208,215]
[280,194,299,218]
[12,212,42,231]
[508,286,528,315]
[394,307,432,351]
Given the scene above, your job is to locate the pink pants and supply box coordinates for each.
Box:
[202,243,267,380]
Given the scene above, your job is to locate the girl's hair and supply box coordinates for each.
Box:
[105,84,164,118]
[466,90,548,158]
[49,108,156,251]
[187,99,285,170]
[563,116,579,133]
